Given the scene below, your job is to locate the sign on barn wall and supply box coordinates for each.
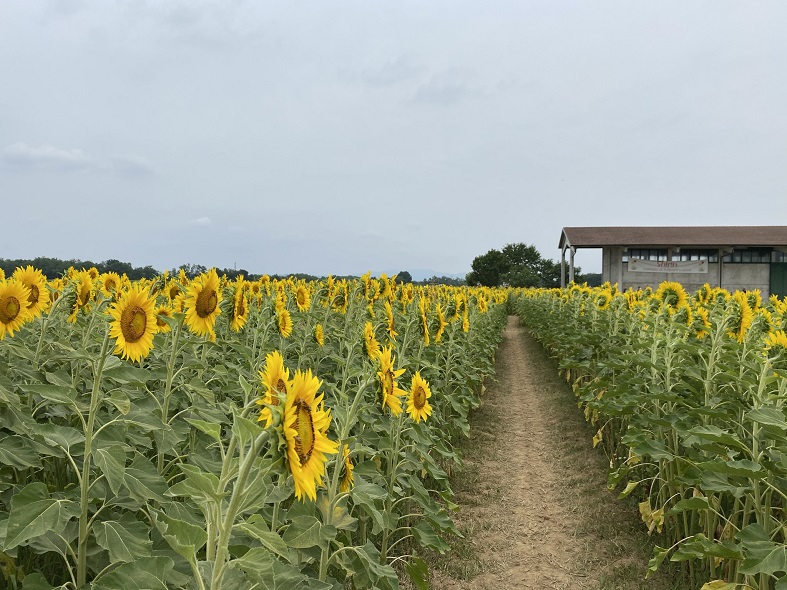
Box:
[628,259,708,273]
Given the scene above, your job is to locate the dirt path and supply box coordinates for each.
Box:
[430,316,638,590]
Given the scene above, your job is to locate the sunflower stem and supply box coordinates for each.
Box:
[211,429,270,590]
[33,290,64,370]
[379,413,405,564]
[76,328,111,588]
[157,317,184,474]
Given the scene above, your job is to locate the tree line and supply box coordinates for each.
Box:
[465,243,598,288]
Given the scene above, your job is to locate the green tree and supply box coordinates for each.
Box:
[466,249,510,287]
[466,243,580,288]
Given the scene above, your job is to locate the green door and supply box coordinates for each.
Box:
[771,263,787,298]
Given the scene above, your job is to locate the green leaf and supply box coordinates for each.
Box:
[168,463,225,505]
[94,445,127,495]
[700,582,739,590]
[124,454,168,503]
[91,556,174,590]
[668,497,710,515]
[406,557,430,590]
[413,520,450,554]
[94,518,152,563]
[646,546,670,578]
[153,510,207,563]
[747,407,787,429]
[0,435,43,470]
[236,514,291,561]
[33,423,85,451]
[185,418,222,441]
[19,383,78,408]
[737,523,787,576]
[21,572,52,590]
[281,515,322,549]
[106,390,131,415]
[4,482,78,550]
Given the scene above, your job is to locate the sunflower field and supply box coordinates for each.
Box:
[512,281,787,590]
[0,266,508,590]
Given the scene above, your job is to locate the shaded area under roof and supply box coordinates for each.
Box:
[559,226,787,250]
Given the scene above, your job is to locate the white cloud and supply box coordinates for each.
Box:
[188,217,212,226]
[1,142,93,171]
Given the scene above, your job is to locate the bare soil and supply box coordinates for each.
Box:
[429,316,684,590]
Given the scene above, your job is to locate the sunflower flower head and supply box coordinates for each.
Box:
[728,291,754,343]
[653,281,688,314]
[13,266,50,318]
[0,279,33,340]
[364,321,381,360]
[314,323,325,347]
[691,306,712,340]
[764,330,787,376]
[277,307,293,338]
[184,268,222,338]
[339,444,354,493]
[282,369,339,501]
[407,371,433,423]
[295,284,311,312]
[377,346,406,416]
[107,285,157,363]
[258,350,291,427]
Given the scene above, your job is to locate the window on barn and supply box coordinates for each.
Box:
[623,248,668,262]
[722,248,773,263]
[673,249,719,262]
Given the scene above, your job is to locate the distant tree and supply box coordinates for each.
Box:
[466,249,511,286]
[396,271,413,283]
[466,243,578,288]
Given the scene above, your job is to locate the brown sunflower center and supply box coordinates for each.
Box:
[293,399,315,465]
[27,284,40,306]
[78,285,91,306]
[120,305,147,343]
[297,290,306,306]
[196,288,218,318]
[412,385,426,410]
[0,296,21,324]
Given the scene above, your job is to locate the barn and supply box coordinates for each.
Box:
[559,226,787,297]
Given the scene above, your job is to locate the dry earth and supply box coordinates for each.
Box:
[429,316,681,590]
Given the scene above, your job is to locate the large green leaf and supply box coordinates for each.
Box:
[153,510,207,563]
[93,445,127,495]
[281,516,323,549]
[0,435,43,470]
[91,556,174,590]
[123,454,168,503]
[4,482,78,550]
[94,518,152,563]
[236,514,290,561]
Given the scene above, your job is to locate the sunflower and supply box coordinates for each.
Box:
[183,268,222,338]
[338,444,354,493]
[12,266,50,318]
[107,285,157,362]
[282,369,339,501]
[258,350,290,427]
[99,272,123,299]
[0,269,4,280]
[166,281,182,302]
[314,323,325,347]
[295,284,311,312]
[692,306,712,339]
[154,305,174,333]
[364,321,381,360]
[595,289,612,311]
[728,291,754,343]
[230,289,249,332]
[461,309,469,333]
[383,300,398,342]
[68,270,94,323]
[434,303,447,343]
[418,297,430,346]
[377,346,406,416]
[0,280,33,340]
[654,281,688,314]
[407,371,433,423]
[277,307,293,338]
[746,289,763,312]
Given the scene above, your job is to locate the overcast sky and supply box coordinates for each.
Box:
[2,1,787,277]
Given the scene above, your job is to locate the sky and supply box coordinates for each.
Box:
[2,1,787,278]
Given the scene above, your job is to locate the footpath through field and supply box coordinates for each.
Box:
[430,315,660,590]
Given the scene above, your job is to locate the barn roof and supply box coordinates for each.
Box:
[559,226,787,250]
